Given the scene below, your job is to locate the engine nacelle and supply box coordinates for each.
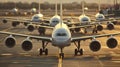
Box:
[21,39,33,51]
[12,21,20,27]
[106,37,118,48]
[2,19,7,23]
[97,24,103,31]
[27,24,35,32]
[38,27,46,35]
[74,28,80,33]
[89,40,101,52]
[107,23,114,30]
[23,22,29,26]
[5,35,16,48]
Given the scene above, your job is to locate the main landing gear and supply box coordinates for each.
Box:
[92,25,98,34]
[39,40,49,55]
[74,41,83,56]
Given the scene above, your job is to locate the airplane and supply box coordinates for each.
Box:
[2,0,44,23]
[95,0,105,21]
[0,0,119,59]
[1,0,115,35]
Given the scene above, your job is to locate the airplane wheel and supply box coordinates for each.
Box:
[74,49,78,56]
[59,53,64,59]
[80,49,83,55]
[84,30,87,33]
[39,49,43,55]
[3,19,7,23]
[45,49,48,55]
[95,30,98,33]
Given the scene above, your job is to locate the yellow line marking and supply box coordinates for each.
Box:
[58,57,63,67]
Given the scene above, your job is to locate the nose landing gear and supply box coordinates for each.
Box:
[59,48,64,59]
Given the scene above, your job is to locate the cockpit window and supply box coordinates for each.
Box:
[52,21,59,23]
[56,33,67,36]
[98,16,103,18]
[82,18,88,21]
[34,16,39,19]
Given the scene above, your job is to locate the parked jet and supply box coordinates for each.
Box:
[0,0,119,59]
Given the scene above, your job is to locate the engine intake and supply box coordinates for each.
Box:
[21,39,33,51]
[38,27,46,35]
[12,21,20,27]
[107,23,114,30]
[89,40,101,52]
[74,28,80,33]
[27,24,35,32]
[97,25,103,31]
[106,37,118,48]
[5,35,16,48]
[3,19,7,23]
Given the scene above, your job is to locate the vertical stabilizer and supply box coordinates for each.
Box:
[55,1,58,15]
[98,0,101,11]
[60,0,63,27]
[38,0,41,14]
[82,0,85,15]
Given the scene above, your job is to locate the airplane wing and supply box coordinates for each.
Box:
[71,32,120,42]
[0,31,52,42]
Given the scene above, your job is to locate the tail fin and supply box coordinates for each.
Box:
[38,0,41,14]
[55,1,58,15]
[82,0,85,15]
[98,0,101,11]
[60,0,63,27]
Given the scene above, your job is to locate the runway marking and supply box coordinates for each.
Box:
[1,53,13,56]
[94,56,104,67]
[1,27,13,31]
[58,57,63,67]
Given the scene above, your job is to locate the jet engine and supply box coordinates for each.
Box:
[21,38,33,51]
[12,21,20,27]
[107,22,114,30]
[106,37,118,48]
[23,22,28,26]
[97,24,103,31]
[2,19,7,23]
[27,24,35,32]
[74,28,80,33]
[89,39,101,52]
[5,35,16,48]
[38,27,46,35]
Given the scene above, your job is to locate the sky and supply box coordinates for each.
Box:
[0,0,115,4]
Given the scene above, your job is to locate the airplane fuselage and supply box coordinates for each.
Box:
[79,14,91,25]
[95,13,105,21]
[31,13,43,22]
[52,23,71,48]
[50,15,61,27]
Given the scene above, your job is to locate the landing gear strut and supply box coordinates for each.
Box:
[74,40,83,56]
[59,48,64,59]
[39,40,49,55]
[92,25,98,34]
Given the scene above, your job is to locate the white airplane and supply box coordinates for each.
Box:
[78,0,91,25]
[95,0,105,21]
[30,8,37,14]
[0,0,119,58]
[49,1,61,27]
[31,0,43,22]
[1,0,114,35]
